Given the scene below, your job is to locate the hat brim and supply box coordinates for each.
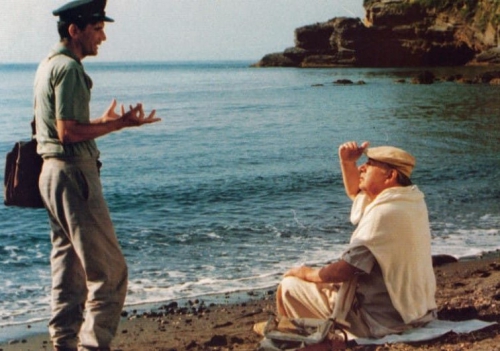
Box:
[102,15,114,22]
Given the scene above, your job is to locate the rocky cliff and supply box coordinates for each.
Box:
[253,0,500,67]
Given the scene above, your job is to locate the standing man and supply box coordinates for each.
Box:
[34,1,161,350]
[273,141,437,338]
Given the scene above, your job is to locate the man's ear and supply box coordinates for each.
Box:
[387,169,399,183]
[68,23,80,39]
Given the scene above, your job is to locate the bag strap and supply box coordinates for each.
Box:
[329,275,358,328]
[31,117,36,138]
[32,94,37,138]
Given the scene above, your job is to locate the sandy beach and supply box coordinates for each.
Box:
[1,253,499,351]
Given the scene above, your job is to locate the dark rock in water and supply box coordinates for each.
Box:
[334,79,354,85]
[251,53,298,67]
[441,74,463,82]
[473,71,500,84]
[411,71,435,84]
[432,254,458,267]
[253,0,500,68]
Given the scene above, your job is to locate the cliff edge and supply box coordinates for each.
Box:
[253,0,500,67]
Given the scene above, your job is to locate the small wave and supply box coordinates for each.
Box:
[207,232,221,239]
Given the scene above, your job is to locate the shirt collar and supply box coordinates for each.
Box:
[49,42,82,64]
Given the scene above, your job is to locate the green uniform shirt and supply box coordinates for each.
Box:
[34,43,100,159]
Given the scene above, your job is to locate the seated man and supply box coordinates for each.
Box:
[276,141,437,338]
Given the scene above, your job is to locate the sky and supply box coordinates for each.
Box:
[0,0,365,63]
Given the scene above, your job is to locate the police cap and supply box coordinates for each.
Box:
[53,0,114,23]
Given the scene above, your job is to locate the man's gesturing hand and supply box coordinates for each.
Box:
[121,103,161,127]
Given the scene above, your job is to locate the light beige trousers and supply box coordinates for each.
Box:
[39,158,128,350]
[276,276,371,338]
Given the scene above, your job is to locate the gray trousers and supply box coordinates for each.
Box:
[39,158,128,350]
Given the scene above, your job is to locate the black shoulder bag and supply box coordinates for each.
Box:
[4,119,44,208]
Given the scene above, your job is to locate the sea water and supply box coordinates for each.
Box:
[0,61,499,339]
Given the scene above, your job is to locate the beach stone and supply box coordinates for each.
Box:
[178,307,189,314]
[432,254,458,267]
[205,334,228,347]
[164,301,178,309]
[230,336,245,344]
[186,340,198,349]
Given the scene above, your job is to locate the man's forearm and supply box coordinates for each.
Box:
[340,160,360,200]
[57,119,123,143]
[285,260,359,284]
[284,266,322,283]
[318,260,359,283]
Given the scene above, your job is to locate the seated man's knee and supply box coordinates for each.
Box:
[279,276,304,296]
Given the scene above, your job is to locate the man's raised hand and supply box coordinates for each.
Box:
[120,103,161,127]
[339,141,370,163]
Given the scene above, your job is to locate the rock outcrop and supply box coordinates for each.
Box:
[253,0,500,67]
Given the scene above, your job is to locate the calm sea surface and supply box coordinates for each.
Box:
[0,61,499,339]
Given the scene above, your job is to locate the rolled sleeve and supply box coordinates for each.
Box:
[342,245,376,274]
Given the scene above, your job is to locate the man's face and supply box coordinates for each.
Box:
[77,21,107,57]
[358,158,393,199]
